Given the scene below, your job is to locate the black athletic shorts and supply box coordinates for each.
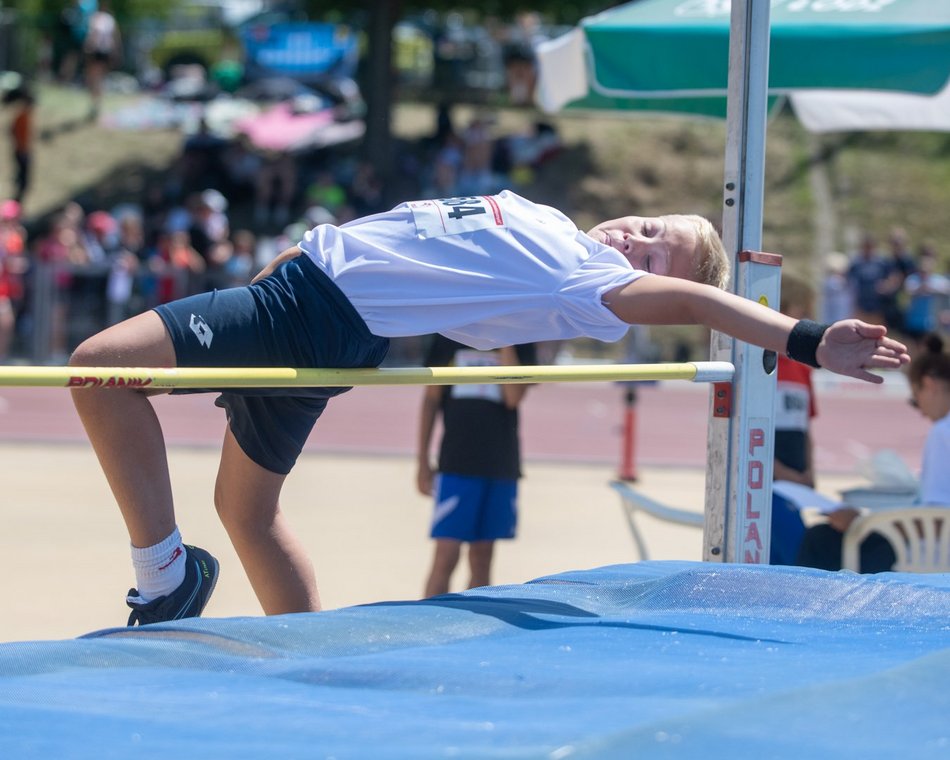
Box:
[154,255,390,474]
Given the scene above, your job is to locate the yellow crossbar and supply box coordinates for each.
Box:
[0,362,734,389]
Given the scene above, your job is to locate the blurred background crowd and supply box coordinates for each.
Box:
[0,0,570,364]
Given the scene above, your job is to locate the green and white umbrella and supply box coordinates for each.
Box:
[536,0,950,127]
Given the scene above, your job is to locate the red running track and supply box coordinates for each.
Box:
[0,373,927,476]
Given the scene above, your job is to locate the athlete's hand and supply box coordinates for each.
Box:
[416,461,435,496]
[816,320,909,383]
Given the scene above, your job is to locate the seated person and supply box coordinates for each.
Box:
[796,333,950,572]
[770,275,817,565]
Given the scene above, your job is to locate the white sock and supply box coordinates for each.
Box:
[129,527,187,603]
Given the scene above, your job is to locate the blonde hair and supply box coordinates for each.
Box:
[667,214,730,290]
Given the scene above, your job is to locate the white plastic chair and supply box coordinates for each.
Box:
[609,480,704,560]
[842,508,950,573]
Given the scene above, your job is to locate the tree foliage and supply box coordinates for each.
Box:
[9,0,183,26]
[300,0,615,25]
[289,0,615,178]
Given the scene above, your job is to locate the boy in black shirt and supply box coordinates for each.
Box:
[416,336,536,596]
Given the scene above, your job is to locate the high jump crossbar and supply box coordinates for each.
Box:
[0,362,735,389]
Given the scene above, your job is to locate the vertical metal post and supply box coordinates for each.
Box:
[703,0,781,563]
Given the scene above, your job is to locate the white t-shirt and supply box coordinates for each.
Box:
[86,11,117,54]
[297,190,643,349]
[920,411,950,506]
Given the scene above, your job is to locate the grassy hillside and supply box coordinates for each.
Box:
[5,85,184,219]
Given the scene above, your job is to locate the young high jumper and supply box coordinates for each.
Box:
[68,191,909,625]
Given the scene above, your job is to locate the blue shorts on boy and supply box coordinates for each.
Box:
[154,255,389,475]
[431,473,518,542]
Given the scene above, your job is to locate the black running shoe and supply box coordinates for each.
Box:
[126,545,219,626]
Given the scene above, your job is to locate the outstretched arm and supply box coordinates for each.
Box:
[603,275,909,383]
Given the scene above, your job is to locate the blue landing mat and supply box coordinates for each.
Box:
[1,561,949,759]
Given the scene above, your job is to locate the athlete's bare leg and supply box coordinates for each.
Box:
[69,310,177,548]
[424,539,461,597]
[214,428,320,614]
[467,540,494,589]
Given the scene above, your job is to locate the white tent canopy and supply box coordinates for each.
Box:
[789,80,950,133]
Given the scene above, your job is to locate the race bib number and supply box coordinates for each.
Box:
[450,349,503,403]
[775,381,810,432]
[409,196,506,239]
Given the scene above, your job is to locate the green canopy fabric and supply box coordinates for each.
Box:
[536,0,950,115]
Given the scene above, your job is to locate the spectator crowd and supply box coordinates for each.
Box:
[820,226,950,356]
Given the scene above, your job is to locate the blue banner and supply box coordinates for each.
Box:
[241,23,358,78]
